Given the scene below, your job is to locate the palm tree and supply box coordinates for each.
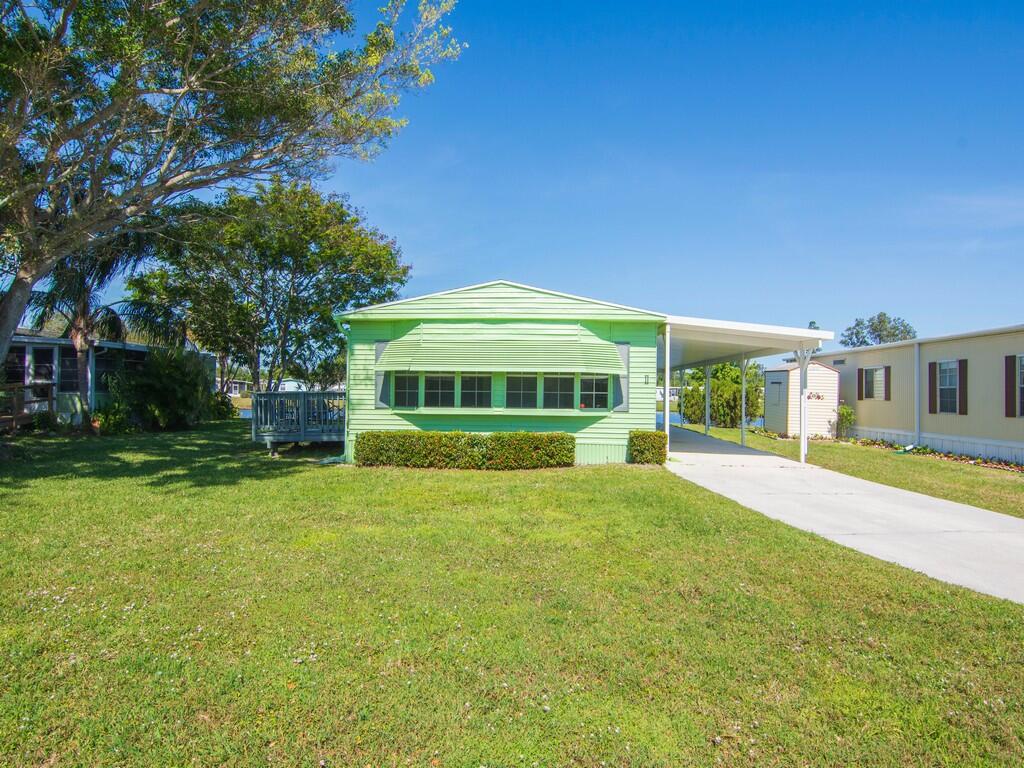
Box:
[27,237,184,426]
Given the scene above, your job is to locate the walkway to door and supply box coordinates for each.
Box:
[666,427,1024,604]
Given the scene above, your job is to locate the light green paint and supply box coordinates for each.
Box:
[339,282,664,464]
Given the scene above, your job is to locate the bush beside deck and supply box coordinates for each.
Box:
[2,422,1022,765]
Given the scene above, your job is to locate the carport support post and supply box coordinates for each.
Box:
[795,347,812,463]
[740,357,748,447]
[663,323,671,439]
[703,365,711,435]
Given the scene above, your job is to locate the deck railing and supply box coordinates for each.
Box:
[0,382,55,433]
[250,390,344,447]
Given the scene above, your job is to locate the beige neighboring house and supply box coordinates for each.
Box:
[763,361,839,438]
[812,324,1024,463]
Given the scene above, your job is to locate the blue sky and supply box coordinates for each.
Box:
[328,1,1023,351]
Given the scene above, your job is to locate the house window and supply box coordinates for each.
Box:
[4,345,25,385]
[93,349,120,394]
[543,375,574,409]
[394,374,419,408]
[460,375,491,408]
[863,366,884,400]
[579,375,608,409]
[31,347,55,383]
[424,374,455,407]
[1019,355,1023,417]
[506,375,537,408]
[59,349,80,393]
[938,360,958,414]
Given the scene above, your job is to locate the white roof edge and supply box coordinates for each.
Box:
[665,314,834,341]
[811,322,1024,357]
[339,279,665,319]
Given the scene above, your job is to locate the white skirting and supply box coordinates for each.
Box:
[851,427,1024,463]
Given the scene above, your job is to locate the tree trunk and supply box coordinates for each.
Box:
[73,337,93,431]
[0,273,35,363]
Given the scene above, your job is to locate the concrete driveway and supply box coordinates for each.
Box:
[665,428,1024,604]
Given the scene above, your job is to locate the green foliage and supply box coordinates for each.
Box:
[836,403,856,438]
[208,392,237,421]
[31,410,61,434]
[92,402,137,435]
[0,0,460,361]
[131,181,404,391]
[108,349,217,431]
[355,430,576,470]
[627,430,667,464]
[680,363,763,428]
[840,312,917,347]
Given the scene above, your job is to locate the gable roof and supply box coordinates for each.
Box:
[336,280,666,322]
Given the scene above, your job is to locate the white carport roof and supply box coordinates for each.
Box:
[658,314,834,369]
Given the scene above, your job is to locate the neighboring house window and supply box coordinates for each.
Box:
[543,375,574,409]
[579,375,608,409]
[863,366,884,400]
[460,375,491,408]
[394,374,419,408]
[4,345,25,385]
[424,374,455,407]
[506,374,537,408]
[1019,355,1024,416]
[59,349,80,393]
[938,360,958,414]
[31,347,55,383]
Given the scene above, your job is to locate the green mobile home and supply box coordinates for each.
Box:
[338,281,663,464]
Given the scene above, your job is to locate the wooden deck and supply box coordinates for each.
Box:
[1,383,55,433]
[250,391,344,453]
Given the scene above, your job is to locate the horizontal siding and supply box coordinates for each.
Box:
[827,346,915,432]
[343,282,662,321]
[346,319,659,463]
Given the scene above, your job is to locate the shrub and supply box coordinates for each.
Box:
[92,402,136,435]
[209,392,237,420]
[835,403,855,438]
[108,348,217,431]
[355,430,575,470]
[485,431,576,470]
[628,430,667,464]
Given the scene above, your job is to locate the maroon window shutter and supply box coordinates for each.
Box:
[857,368,864,400]
[883,365,892,401]
[927,362,937,414]
[957,358,968,415]
[1007,355,1018,418]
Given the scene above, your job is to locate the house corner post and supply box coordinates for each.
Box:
[740,357,748,447]
[704,364,711,435]
[796,348,810,463]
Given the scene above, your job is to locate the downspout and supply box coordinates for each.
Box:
[914,341,921,446]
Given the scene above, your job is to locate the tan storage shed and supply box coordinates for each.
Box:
[763,361,840,438]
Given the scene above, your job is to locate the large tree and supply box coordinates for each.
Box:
[131,180,406,391]
[0,0,459,361]
[840,312,917,347]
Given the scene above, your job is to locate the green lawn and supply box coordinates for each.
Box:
[2,422,1023,766]
[677,424,1024,520]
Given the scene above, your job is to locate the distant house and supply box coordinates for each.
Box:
[5,327,151,418]
[812,324,1024,462]
[763,361,839,438]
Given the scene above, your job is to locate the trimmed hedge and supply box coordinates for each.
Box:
[628,429,667,464]
[355,430,576,470]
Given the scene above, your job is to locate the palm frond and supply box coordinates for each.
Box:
[110,300,187,347]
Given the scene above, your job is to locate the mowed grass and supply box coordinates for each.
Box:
[2,422,1023,767]
[678,424,1024,520]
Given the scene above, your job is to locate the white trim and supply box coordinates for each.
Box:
[862,365,885,400]
[812,322,1024,357]
[913,342,921,444]
[665,314,833,343]
[936,358,959,415]
[339,280,666,320]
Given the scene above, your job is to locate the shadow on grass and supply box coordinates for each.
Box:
[0,420,342,492]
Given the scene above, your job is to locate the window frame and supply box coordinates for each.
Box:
[937,359,959,415]
[863,365,885,400]
[459,374,492,408]
[542,374,575,410]
[58,347,80,393]
[506,374,539,409]
[29,345,56,384]
[393,373,420,409]
[423,373,456,408]
[1018,355,1023,418]
[579,374,610,410]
